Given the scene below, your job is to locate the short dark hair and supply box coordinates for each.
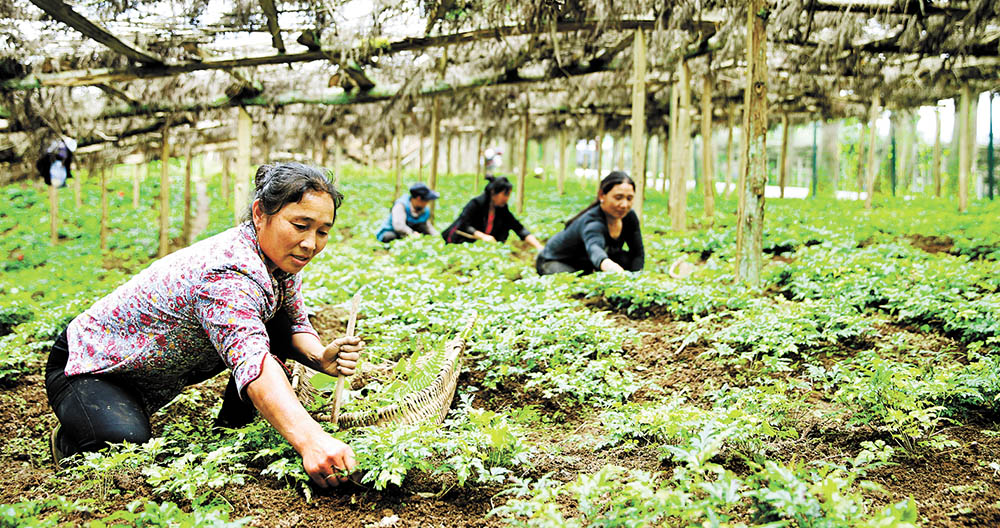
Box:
[484,175,513,197]
[244,162,343,222]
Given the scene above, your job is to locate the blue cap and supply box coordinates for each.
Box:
[409,182,440,200]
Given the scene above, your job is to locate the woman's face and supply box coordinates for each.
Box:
[599,182,635,220]
[491,190,510,207]
[254,190,336,274]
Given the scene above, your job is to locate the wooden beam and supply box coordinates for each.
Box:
[259,0,286,53]
[28,0,164,65]
[958,84,971,213]
[429,96,440,217]
[779,113,790,198]
[2,19,685,91]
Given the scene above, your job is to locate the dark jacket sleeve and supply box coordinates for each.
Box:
[581,216,611,270]
[443,197,482,243]
[624,212,644,271]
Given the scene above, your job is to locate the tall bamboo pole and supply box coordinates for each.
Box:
[221,152,230,208]
[670,60,691,232]
[476,131,484,182]
[661,131,669,194]
[779,113,789,198]
[558,128,567,195]
[595,114,605,188]
[48,180,59,245]
[159,126,171,257]
[517,111,528,214]
[132,161,141,209]
[701,73,714,218]
[864,93,881,210]
[735,0,768,285]
[725,107,734,198]
[183,144,193,244]
[418,133,425,180]
[855,123,866,195]
[235,107,252,224]
[72,163,81,207]
[394,135,402,199]
[445,132,453,175]
[631,29,647,220]
[988,92,995,200]
[429,97,440,216]
[958,84,971,212]
[100,165,108,250]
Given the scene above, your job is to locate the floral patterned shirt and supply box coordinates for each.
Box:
[66,222,318,412]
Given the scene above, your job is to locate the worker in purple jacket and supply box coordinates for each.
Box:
[45,162,360,488]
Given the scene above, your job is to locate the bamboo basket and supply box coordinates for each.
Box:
[292,313,477,429]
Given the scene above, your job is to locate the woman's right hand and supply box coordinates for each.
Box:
[301,432,358,488]
[599,258,626,273]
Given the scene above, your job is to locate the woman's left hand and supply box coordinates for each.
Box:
[321,336,364,376]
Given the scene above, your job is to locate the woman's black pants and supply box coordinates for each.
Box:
[45,311,294,458]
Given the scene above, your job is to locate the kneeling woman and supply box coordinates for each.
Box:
[442,175,543,249]
[536,171,644,275]
[46,162,360,487]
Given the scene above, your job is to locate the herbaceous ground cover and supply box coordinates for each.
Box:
[1,161,999,527]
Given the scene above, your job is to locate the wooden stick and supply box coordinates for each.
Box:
[333,293,361,425]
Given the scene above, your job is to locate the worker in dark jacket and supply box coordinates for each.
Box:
[442,175,543,249]
[536,171,644,275]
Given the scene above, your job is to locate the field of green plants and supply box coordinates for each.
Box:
[1,159,999,527]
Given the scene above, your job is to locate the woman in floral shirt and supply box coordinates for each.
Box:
[45,162,361,487]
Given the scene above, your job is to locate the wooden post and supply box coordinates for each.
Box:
[159,126,170,257]
[418,132,425,180]
[864,93,881,210]
[429,97,440,216]
[595,114,604,188]
[855,123,866,195]
[661,131,669,194]
[812,120,819,198]
[319,135,329,167]
[958,84,971,213]
[988,92,995,200]
[476,131,484,181]
[631,29,647,219]
[667,81,680,195]
[933,105,942,197]
[670,59,691,232]
[236,107,252,224]
[558,129,567,195]
[445,132,452,175]
[701,72,714,218]
[779,113,789,198]
[48,180,59,245]
[394,135,402,199]
[100,165,108,250]
[725,107,734,198]
[183,144,193,244]
[735,0,768,285]
[518,111,529,214]
[132,162,141,209]
[221,152,231,208]
[72,162,81,208]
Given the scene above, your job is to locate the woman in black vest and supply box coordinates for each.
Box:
[442,176,543,249]
[536,171,644,275]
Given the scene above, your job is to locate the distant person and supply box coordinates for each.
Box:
[483,148,503,177]
[375,182,440,242]
[36,137,77,188]
[536,171,644,275]
[442,175,543,249]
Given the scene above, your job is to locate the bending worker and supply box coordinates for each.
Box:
[376,182,440,242]
[536,171,644,275]
[45,162,361,488]
[442,175,543,249]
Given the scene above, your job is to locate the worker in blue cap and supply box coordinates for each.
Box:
[375,182,440,242]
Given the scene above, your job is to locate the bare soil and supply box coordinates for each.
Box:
[5,303,999,526]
